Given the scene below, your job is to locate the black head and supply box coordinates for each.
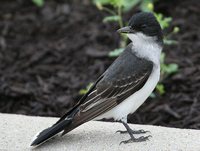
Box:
[118,12,163,44]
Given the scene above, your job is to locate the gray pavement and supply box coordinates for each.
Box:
[0,113,200,151]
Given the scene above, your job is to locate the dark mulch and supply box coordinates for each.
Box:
[0,0,199,129]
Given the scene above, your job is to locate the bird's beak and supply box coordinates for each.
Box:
[117,26,134,33]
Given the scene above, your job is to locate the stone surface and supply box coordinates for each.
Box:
[0,113,200,151]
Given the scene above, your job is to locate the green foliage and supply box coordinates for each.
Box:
[79,83,93,95]
[93,0,141,53]
[32,0,44,7]
[93,0,141,11]
[156,83,165,95]
[173,26,180,33]
[139,0,154,12]
[160,53,178,76]
[94,0,123,8]
[93,0,156,12]
[122,0,141,12]
[162,63,178,75]
[155,13,180,45]
[103,15,121,23]
[90,0,179,96]
[155,13,172,29]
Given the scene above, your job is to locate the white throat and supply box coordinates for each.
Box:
[127,32,162,67]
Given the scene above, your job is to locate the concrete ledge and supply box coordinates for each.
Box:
[1,113,200,151]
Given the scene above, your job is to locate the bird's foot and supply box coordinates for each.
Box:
[120,135,152,145]
[116,129,150,134]
[118,121,152,145]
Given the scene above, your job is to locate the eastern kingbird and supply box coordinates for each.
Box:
[31,12,163,147]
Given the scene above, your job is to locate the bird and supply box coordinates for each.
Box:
[31,12,163,147]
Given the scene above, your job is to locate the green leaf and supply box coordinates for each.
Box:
[140,0,154,12]
[32,0,44,7]
[93,0,123,7]
[108,48,124,57]
[160,52,178,76]
[173,26,180,34]
[155,13,172,29]
[114,0,124,7]
[122,0,140,12]
[156,83,165,95]
[103,15,121,23]
[147,2,154,11]
[92,0,111,5]
[164,63,178,74]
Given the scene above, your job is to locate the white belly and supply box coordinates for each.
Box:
[95,66,160,121]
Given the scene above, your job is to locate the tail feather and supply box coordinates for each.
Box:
[31,118,72,147]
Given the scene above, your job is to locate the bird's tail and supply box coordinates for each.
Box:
[30,108,82,147]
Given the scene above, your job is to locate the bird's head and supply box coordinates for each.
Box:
[118,12,163,46]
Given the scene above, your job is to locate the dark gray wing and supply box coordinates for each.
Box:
[62,44,153,130]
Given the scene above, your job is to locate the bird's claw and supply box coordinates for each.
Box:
[119,135,152,145]
[116,129,150,134]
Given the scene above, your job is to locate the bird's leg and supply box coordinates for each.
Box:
[116,128,150,134]
[116,129,149,134]
[118,121,151,144]
[116,118,150,134]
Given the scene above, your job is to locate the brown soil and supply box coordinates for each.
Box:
[0,0,199,129]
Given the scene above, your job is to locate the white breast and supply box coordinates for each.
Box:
[128,32,162,66]
[95,32,162,121]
